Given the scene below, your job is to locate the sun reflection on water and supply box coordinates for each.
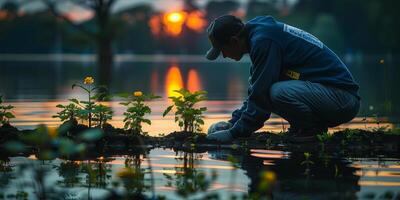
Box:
[165,65,184,98]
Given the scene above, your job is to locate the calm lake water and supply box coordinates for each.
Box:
[0,55,400,199]
[1,148,400,199]
[0,54,397,133]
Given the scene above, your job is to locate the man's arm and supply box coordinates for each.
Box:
[229,65,254,125]
[230,39,282,138]
[228,99,248,125]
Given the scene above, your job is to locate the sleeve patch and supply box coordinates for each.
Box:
[283,24,323,49]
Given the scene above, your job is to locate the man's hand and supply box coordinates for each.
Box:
[206,129,233,142]
[207,121,232,134]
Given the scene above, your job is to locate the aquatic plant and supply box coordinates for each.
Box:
[163,88,207,132]
[120,91,160,135]
[0,95,15,127]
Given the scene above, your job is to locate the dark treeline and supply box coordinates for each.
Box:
[0,0,398,55]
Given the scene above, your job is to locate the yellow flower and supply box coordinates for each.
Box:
[83,76,94,85]
[257,171,277,191]
[133,91,143,97]
[47,127,58,139]
[261,171,276,183]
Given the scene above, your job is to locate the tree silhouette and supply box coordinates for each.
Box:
[43,0,120,87]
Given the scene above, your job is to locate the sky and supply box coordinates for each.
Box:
[0,0,228,13]
[0,0,298,13]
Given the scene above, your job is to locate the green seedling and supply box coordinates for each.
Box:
[301,152,314,178]
[316,131,332,151]
[52,103,81,123]
[120,91,160,135]
[91,104,113,129]
[163,88,207,133]
[0,95,15,127]
[54,77,112,128]
[71,76,109,128]
[316,131,331,143]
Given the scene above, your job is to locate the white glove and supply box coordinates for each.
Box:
[206,129,233,142]
[207,121,232,134]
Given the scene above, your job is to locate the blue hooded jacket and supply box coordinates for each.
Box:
[228,16,360,138]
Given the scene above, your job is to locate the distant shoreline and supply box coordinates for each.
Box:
[0,53,251,63]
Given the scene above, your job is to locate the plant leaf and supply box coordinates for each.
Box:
[69,98,80,104]
[163,105,173,117]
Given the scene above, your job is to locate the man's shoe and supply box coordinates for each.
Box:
[287,127,328,143]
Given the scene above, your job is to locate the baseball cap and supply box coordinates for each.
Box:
[205,15,244,60]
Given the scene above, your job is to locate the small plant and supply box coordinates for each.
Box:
[316,131,331,143]
[91,104,113,128]
[0,95,15,127]
[52,103,81,123]
[301,152,314,177]
[53,77,112,128]
[163,89,207,132]
[316,131,332,151]
[120,91,160,135]
[72,76,106,128]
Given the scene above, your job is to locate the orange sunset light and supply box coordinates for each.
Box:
[186,11,207,33]
[187,69,202,92]
[163,11,187,36]
[166,12,185,23]
[165,65,184,97]
[150,10,207,37]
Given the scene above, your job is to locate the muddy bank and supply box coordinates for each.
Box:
[1,122,399,157]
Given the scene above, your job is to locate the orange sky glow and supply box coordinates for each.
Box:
[149,10,207,37]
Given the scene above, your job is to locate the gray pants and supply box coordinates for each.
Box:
[269,80,360,129]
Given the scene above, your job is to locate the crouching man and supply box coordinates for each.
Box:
[205,15,360,142]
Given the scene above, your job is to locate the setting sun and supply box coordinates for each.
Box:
[163,11,187,36]
[166,12,184,23]
[149,10,207,37]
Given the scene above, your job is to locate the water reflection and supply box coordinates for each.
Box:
[187,69,202,92]
[165,65,184,97]
[208,148,361,199]
[0,157,13,188]
[117,150,153,199]
[0,148,399,199]
[162,151,215,198]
